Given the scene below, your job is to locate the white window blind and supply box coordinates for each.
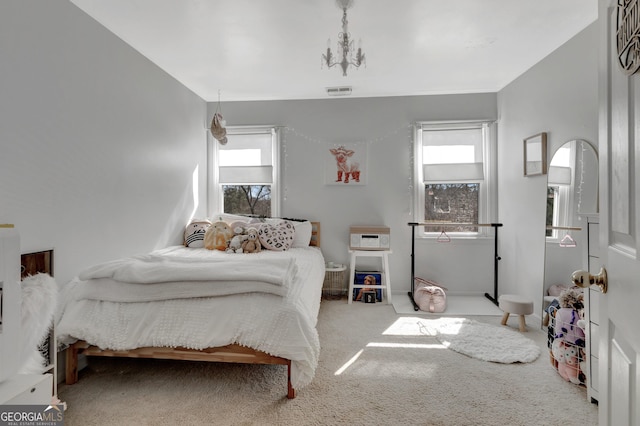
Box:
[218,132,273,184]
[422,127,484,182]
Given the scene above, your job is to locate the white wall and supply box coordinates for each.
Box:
[497,23,598,323]
[0,1,207,285]
[0,1,599,307]
[208,95,497,295]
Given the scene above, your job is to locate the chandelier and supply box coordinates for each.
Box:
[321,0,366,76]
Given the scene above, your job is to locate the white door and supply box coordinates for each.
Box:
[597,1,640,424]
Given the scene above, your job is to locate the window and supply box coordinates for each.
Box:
[210,126,280,217]
[414,121,496,237]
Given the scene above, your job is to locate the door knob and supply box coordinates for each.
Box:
[571,267,608,294]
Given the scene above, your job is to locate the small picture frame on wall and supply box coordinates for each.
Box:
[523,132,547,176]
[325,142,367,185]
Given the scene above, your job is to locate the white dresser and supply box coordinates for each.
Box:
[0,374,53,405]
[581,214,600,404]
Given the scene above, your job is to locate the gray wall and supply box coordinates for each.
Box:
[0,1,207,285]
[208,95,497,295]
[497,23,598,322]
[1,0,599,311]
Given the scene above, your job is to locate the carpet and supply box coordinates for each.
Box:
[393,294,504,316]
[58,301,596,426]
[413,317,541,363]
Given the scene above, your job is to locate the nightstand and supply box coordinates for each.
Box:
[348,250,392,304]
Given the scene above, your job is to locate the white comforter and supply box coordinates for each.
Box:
[56,246,325,389]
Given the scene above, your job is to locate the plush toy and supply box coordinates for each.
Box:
[558,287,584,310]
[552,340,582,384]
[226,225,248,253]
[184,219,211,248]
[204,221,234,251]
[241,227,262,253]
[554,288,585,347]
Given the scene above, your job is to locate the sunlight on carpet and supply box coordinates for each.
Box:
[382,315,540,363]
[393,294,503,315]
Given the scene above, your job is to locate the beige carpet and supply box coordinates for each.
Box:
[58,300,598,426]
[393,294,504,316]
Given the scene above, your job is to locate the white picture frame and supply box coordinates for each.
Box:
[523,132,548,176]
[325,142,368,185]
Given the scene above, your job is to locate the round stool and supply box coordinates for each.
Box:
[499,294,534,332]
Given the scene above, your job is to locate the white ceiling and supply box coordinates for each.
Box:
[70,0,598,102]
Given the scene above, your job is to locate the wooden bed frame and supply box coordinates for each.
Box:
[64,221,321,400]
[65,342,296,398]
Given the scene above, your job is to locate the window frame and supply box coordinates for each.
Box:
[413,120,497,239]
[208,125,281,217]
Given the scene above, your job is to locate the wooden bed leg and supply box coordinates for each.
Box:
[65,344,79,385]
[286,362,296,399]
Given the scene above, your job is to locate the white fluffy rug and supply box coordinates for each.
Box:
[416,317,541,363]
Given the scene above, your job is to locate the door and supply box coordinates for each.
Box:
[597,1,640,424]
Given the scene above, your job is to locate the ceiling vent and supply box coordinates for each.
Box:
[326,86,352,96]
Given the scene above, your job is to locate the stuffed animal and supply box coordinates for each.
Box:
[241,227,262,253]
[204,221,234,251]
[226,225,248,253]
[554,288,585,347]
[558,287,584,311]
[552,340,582,384]
[184,219,211,248]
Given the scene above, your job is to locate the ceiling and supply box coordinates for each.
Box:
[70,0,598,102]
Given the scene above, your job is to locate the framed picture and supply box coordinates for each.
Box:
[325,142,367,185]
[523,132,547,176]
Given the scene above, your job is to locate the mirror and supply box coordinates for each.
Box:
[524,132,548,176]
[542,139,598,320]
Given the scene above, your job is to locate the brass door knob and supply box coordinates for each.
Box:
[571,267,608,294]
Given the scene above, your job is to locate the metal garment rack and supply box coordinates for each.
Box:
[407,222,504,311]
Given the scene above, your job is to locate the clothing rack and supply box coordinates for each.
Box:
[407,222,504,310]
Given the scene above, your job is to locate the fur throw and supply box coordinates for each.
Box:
[19,273,58,375]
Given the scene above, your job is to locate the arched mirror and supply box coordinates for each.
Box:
[542,139,598,319]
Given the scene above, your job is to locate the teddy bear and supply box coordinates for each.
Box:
[241,227,262,253]
[226,225,248,253]
[204,221,234,251]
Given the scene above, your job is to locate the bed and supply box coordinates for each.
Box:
[56,219,323,399]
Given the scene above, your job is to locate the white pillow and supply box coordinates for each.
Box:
[212,213,252,224]
[292,221,312,247]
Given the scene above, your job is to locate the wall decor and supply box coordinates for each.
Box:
[523,132,547,176]
[617,0,640,76]
[326,142,367,185]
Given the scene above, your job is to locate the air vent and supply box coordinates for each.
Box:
[326,86,352,96]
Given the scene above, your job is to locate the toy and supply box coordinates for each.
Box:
[552,340,582,384]
[184,219,211,248]
[226,225,248,253]
[241,227,262,253]
[554,288,585,346]
[204,221,234,251]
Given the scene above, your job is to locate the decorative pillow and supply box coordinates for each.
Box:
[204,221,234,251]
[212,213,251,224]
[227,220,250,233]
[184,219,212,248]
[291,221,312,247]
[258,220,295,251]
